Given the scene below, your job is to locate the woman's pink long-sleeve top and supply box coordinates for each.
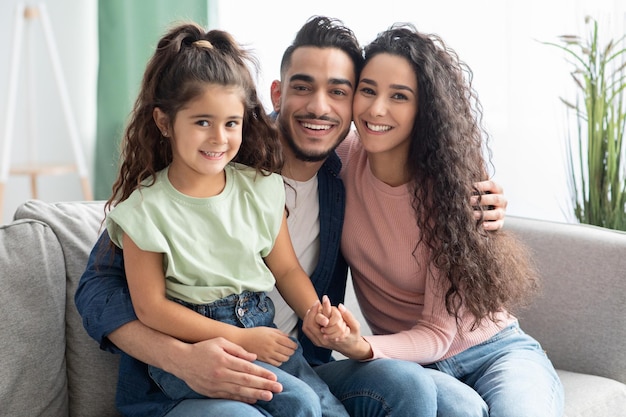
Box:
[337,133,515,364]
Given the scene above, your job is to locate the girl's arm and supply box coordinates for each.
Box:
[122,232,243,343]
[264,213,320,319]
[122,233,296,366]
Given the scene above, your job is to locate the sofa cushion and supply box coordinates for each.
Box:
[14,200,120,417]
[507,216,626,385]
[559,370,626,417]
[0,218,68,417]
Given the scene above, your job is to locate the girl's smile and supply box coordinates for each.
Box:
[154,84,245,197]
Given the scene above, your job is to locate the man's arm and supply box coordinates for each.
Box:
[109,322,281,402]
[74,231,282,402]
[473,180,507,231]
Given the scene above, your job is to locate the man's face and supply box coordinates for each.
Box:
[271,47,355,162]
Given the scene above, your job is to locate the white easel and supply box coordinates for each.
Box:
[0,3,93,219]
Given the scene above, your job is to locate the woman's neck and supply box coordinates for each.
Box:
[367,151,410,187]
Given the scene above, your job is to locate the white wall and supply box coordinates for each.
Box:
[215,0,626,223]
[0,0,624,224]
[0,0,97,223]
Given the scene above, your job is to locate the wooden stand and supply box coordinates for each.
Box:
[0,3,92,219]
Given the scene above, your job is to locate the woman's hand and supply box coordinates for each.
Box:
[303,296,373,360]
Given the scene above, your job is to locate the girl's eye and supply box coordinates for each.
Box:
[197,120,210,127]
[225,121,239,128]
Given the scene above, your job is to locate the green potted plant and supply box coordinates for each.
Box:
[544,16,626,231]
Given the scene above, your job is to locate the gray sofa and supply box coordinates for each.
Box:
[1,200,625,417]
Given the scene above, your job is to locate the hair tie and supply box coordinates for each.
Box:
[193,40,213,49]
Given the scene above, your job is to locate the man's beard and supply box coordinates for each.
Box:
[278,119,348,163]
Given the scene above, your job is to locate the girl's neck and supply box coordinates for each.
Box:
[167,166,226,198]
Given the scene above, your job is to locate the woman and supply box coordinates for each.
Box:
[305,23,564,417]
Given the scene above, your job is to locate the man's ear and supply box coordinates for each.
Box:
[153,107,170,136]
[270,80,282,113]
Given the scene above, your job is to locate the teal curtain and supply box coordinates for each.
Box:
[94,0,214,199]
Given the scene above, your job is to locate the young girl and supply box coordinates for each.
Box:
[305,24,564,417]
[105,22,347,417]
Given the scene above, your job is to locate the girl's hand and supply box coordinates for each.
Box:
[235,327,297,367]
[318,296,349,342]
[303,298,373,360]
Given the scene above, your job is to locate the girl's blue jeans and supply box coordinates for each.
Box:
[315,321,564,417]
[157,291,348,417]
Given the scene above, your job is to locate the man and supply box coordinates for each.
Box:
[75,16,507,416]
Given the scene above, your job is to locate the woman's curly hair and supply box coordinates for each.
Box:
[106,22,282,212]
[365,24,539,328]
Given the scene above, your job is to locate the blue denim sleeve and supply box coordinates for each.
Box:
[74,230,137,353]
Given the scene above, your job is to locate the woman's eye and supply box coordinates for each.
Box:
[360,87,375,96]
[392,93,409,101]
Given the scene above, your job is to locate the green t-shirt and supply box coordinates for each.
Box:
[107,164,285,304]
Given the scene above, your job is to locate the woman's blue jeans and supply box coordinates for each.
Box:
[157,291,347,417]
[315,321,564,417]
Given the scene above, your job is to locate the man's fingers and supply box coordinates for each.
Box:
[474,179,503,194]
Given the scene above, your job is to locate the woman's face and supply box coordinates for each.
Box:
[352,53,418,158]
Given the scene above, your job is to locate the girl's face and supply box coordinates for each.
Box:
[156,84,245,193]
[352,53,418,159]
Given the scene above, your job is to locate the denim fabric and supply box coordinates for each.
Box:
[164,399,270,417]
[315,358,438,417]
[146,292,348,417]
[315,322,563,417]
[427,321,564,417]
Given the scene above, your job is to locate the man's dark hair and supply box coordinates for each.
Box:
[279,16,363,81]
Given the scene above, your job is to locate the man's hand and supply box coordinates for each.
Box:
[169,337,283,403]
[473,180,507,231]
[108,322,283,404]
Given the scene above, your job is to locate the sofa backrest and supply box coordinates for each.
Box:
[12,200,120,417]
[0,217,69,416]
[506,215,626,385]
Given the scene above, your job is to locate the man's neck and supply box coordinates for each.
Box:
[282,155,324,182]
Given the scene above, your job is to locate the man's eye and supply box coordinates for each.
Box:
[331,89,347,96]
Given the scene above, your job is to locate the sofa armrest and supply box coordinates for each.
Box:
[505,216,626,385]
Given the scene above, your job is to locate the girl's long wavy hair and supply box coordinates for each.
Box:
[105,22,282,213]
[365,24,539,329]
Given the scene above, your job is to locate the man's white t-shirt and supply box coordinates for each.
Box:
[268,175,320,337]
